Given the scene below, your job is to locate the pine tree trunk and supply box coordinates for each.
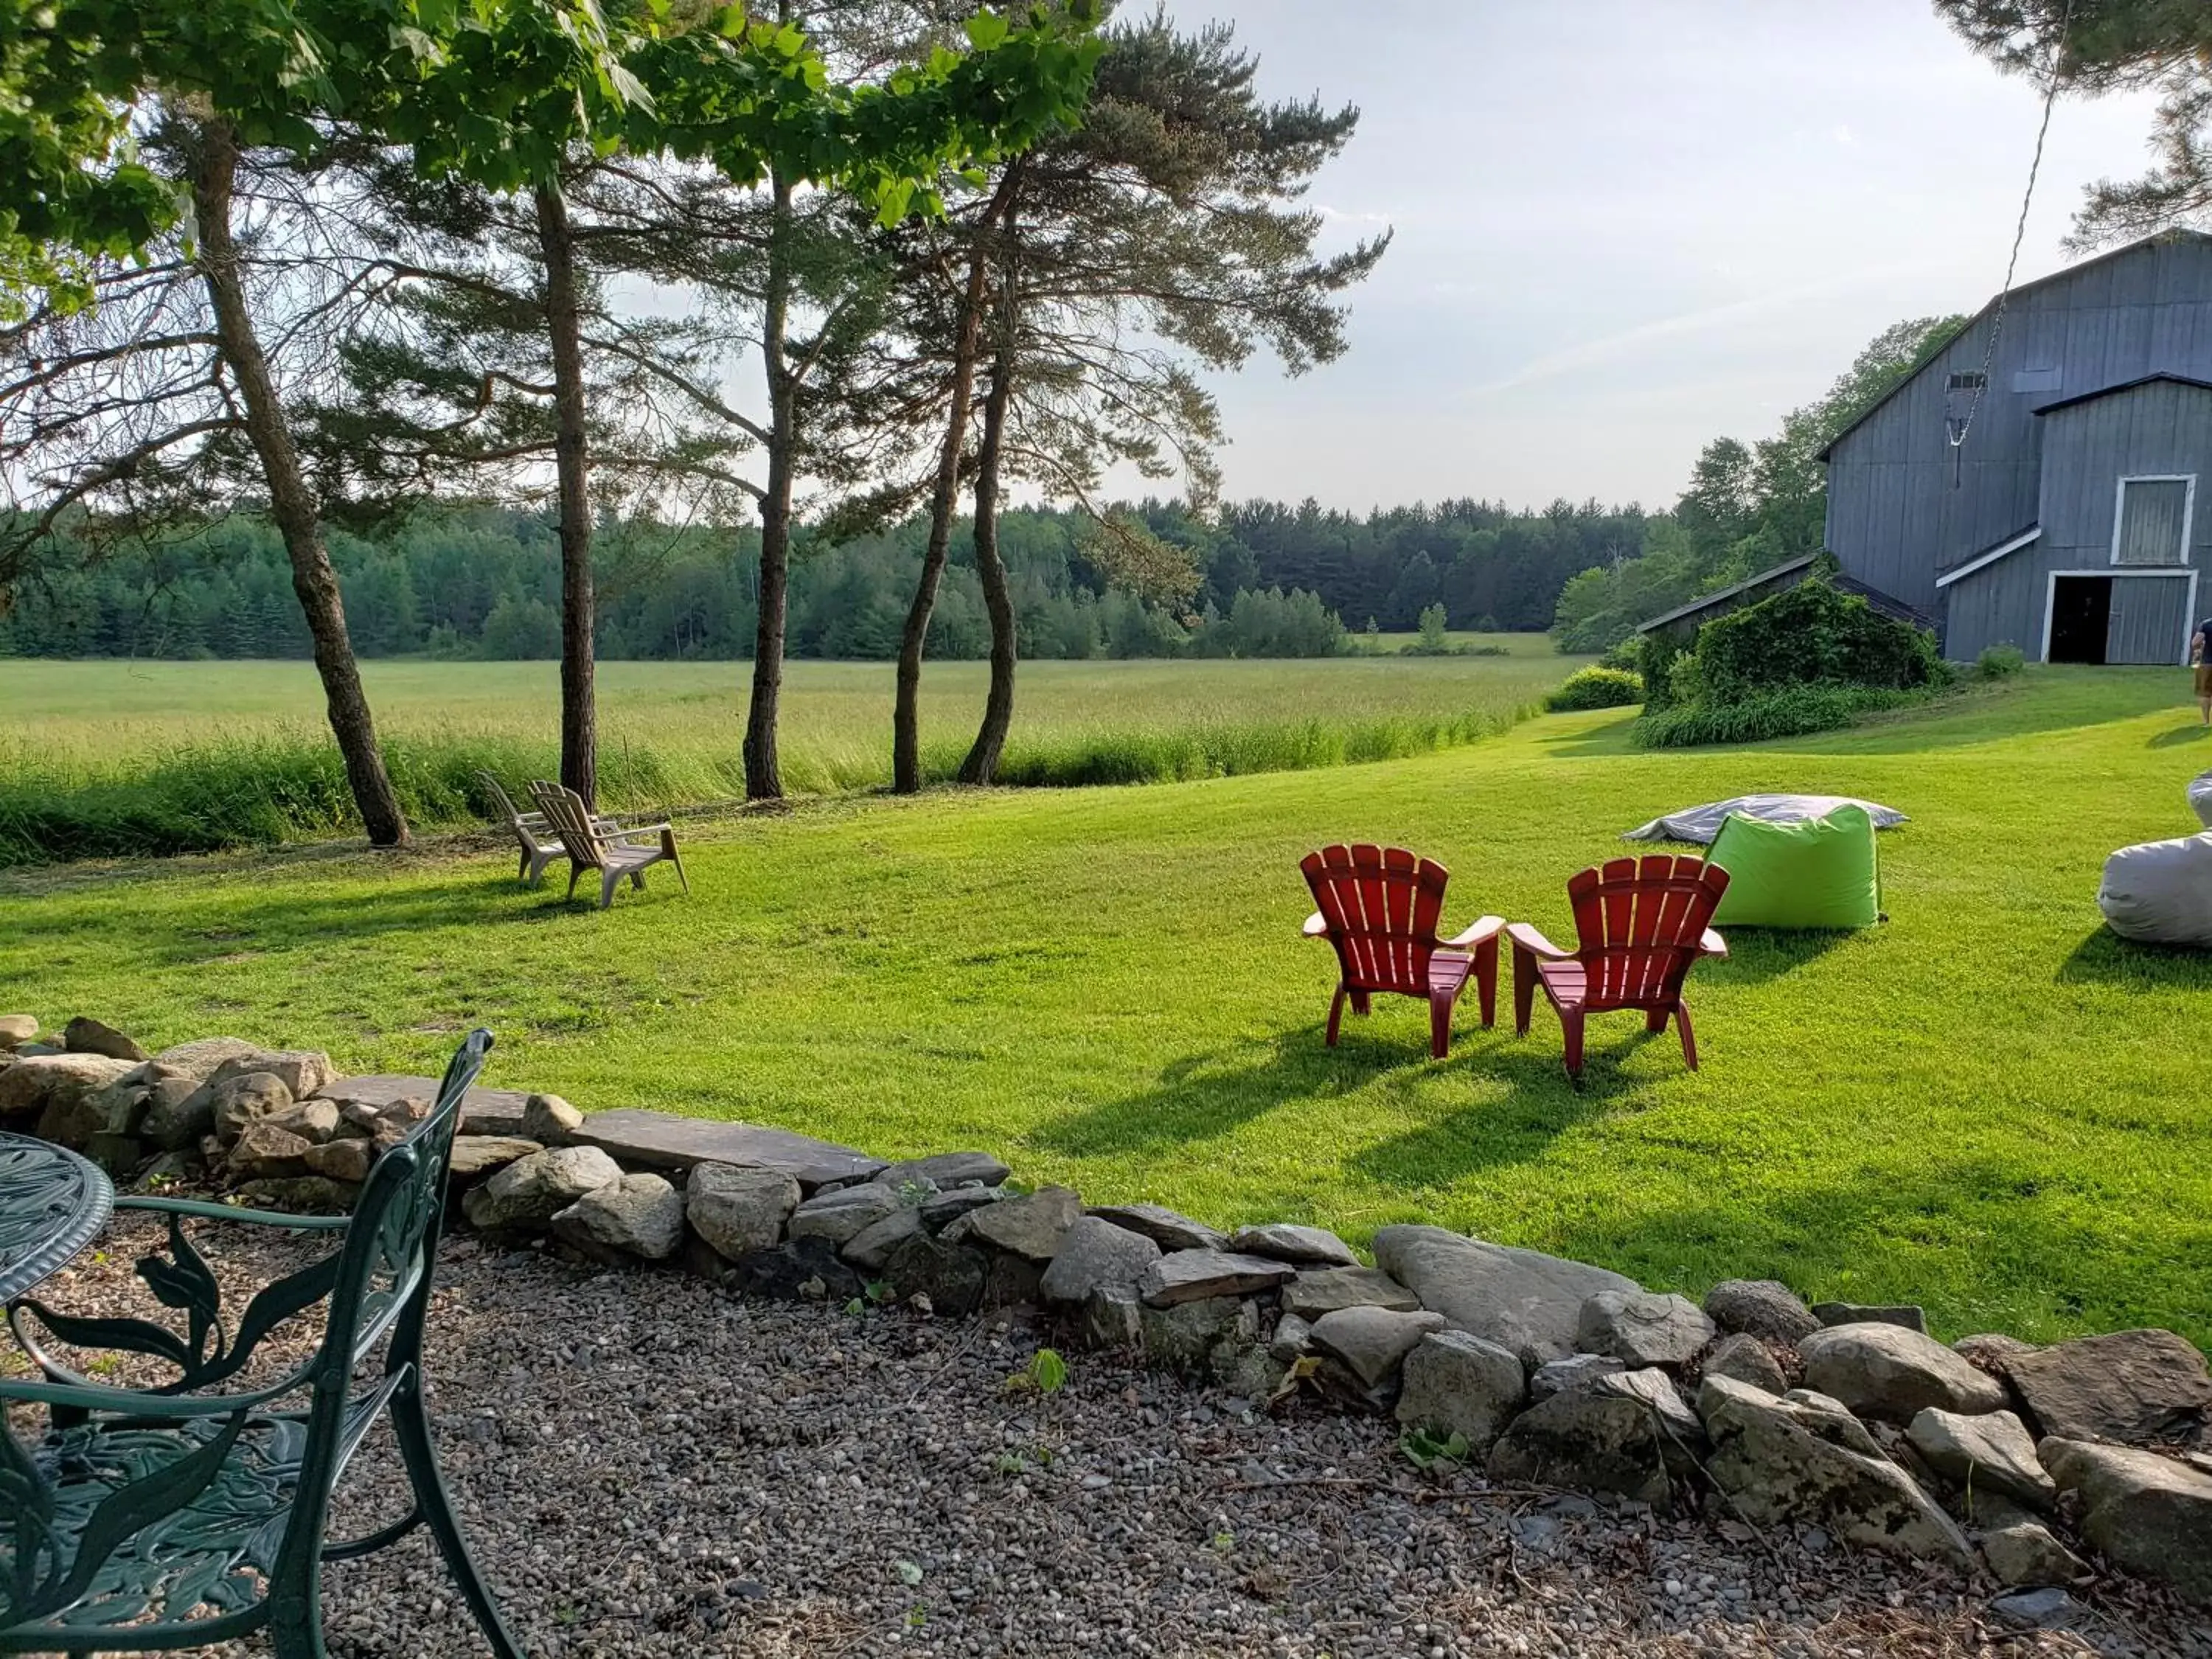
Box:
[743,170,797,801]
[190,118,409,847]
[535,179,597,809]
[956,319,1019,786]
[892,190,1007,795]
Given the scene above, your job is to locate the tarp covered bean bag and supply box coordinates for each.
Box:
[1624,793,1907,845]
[2098,832,2212,946]
[1705,805,1882,930]
[2188,769,2212,830]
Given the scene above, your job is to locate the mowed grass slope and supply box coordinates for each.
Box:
[4,667,2208,1345]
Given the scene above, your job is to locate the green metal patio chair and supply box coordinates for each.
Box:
[0,1029,524,1658]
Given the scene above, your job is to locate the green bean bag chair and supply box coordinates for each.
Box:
[1705,804,1882,930]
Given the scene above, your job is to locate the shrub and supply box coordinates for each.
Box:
[1694,579,1945,704]
[1630,684,1928,749]
[1977,643,2025,680]
[1545,665,1644,712]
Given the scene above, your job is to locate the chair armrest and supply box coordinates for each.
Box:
[1506,922,1573,960]
[118,1194,352,1231]
[1444,914,1505,949]
[1698,927,1728,959]
[606,823,674,842]
[1302,911,1329,938]
[0,1371,300,1419]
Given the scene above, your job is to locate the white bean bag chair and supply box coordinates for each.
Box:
[2098,832,2212,947]
[2188,768,2212,829]
[1624,793,1908,846]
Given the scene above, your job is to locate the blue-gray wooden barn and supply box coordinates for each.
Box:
[1649,229,2212,665]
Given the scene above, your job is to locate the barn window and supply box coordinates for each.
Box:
[2011,366,2062,393]
[2114,477,2194,566]
[1946,372,1988,392]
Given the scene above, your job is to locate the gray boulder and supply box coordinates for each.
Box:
[1040,1216,1161,1304]
[140,1076,213,1151]
[1281,1265,1422,1321]
[0,1015,36,1049]
[874,1151,1009,1189]
[1798,1322,2007,1422]
[841,1206,925,1272]
[1953,1332,2039,1370]
[1083,1283,1144,1349]
[1138,1295,1257,1371]
[688,1163,802,1261]
[1530,1353,1627,1403]
[787,1183,902,1245]
[150,1037,260,1081]
[552,1172,684,1261]
[1576,1290,1714,1368]
[1697,1374,1971,1563]
[2003,1329,2212,1447]
[35,1057,143,1149]
[1228,1223,1358,1267]
[1487,1368,1704,1510]
[61,1016,147,1062]
[1906,1408,2054,1511]
[1703,1279,1820,1345]
[228,1121,313,1179]
[0,1053,136,1124]
[1270,1312,1314,1364]
[879,1234,988,1319]
[954,1184,1082,1262]
[1812,1301,1926,1333]
[262,1098,341,1145]
[206,1049,335,1100]
[1970,1495,2091,1588]
[462,1145,622,1231]
[1138,1248,1295,1307]
[445,1136,541,1181]
[303,1138,377,1183]
[211,1072,295,1144]
[521,1093,585,1145]
[1372,1225,1638,1368]
[1085,1203,1225,1252]
[917,1187,1001,1231]
[1396,1331,1527,1452]
[2042,1436,2212,1602]
[1987,1587,2083,1631]
[1703,1332,1788,1395]
[1310,1306,1446,1392]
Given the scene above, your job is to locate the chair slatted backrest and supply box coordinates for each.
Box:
[529,779,608,866]
[1565,855,1730,1010]
[1301,844,1451,997]
[477,770,529,827]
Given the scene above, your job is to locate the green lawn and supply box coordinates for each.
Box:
[5,665,2208,1345]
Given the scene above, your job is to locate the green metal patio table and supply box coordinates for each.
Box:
[0,1131,113,1303]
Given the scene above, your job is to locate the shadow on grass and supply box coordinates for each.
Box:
[1699,928,1853,985]
[2056,926,2212,989]
[2147,723,2212,748]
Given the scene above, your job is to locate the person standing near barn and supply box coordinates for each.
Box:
[2194,616,2212,725]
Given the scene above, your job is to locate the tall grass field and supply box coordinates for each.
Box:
[0,644,1579,864]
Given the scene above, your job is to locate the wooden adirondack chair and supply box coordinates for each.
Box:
[478,768,608,888]
[1300,844,1505,1059]
[0,1031,526,1659]
[1509,855,1731,1082]
[529,780,689,909]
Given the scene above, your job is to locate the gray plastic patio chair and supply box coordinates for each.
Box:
[529,780,689,909]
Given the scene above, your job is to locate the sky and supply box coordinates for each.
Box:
[1149,0,2170,513]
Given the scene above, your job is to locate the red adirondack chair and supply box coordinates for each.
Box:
[1300,844,1505,1059]
[1509,855,1731,1082]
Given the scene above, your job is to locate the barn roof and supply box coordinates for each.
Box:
[1633,558,1935,636]
[1812,229,2212,463]
[2031,370,2212,416]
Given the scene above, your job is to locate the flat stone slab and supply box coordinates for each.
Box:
[315,1074,532,1137]
[571,1109,883,1189]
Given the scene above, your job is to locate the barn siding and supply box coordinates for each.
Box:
[2038,380,2212,563]
[1823,233,2212,636]
[2106,572,2195,664]
[1940,549,2049,661]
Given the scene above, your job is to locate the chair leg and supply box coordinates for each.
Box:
[517,846,532,885]
[1325,985,1347,1046]
[1645,1006,1669,1034]
[630,868,647,890]
[600,868,621,909]
[1473,935,1499,1028]
[1561,1007,1586,1082]
[664,830,689,894]
[566,864,583,901]
[389,1385,527,1659]
[1428,987,1456,1060]
[1348,989,1371,1018]
[1675,1000,1699,1071]
[527,849,552,889]
[268,1585,331,1659]
[1512,947,1537,1037]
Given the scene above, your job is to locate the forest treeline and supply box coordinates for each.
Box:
[0,495,1652,661]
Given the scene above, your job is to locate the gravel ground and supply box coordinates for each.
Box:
[10,1220,2208,1659]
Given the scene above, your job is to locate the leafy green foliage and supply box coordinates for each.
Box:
[1544,666,1643,712]
[1691,580,1947,706]
[1977,643,2027,680]
[1629,684,1933,749]
[1398,1427,1471,1470]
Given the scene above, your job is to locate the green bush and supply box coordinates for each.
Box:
[1544,666,1644,712]
[1694,579,1946,704]
[1977,643,2025,680]
[1630,684,1928,749]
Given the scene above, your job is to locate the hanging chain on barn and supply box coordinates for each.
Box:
[1949,0,2076,453]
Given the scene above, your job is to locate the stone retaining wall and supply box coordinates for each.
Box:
[4,1015,2209,1621]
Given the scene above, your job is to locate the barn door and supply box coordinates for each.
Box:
[2105,573,2193,665]
[2048,577,2110,664]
